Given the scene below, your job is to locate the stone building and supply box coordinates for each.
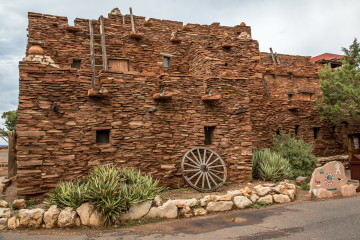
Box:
[16,9,358,197]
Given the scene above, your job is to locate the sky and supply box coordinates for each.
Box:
[0,0,360,145]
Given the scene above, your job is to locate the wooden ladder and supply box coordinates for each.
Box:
[89,15,108,91]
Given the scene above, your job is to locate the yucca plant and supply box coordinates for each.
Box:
[252,148,293,181]
[44,179,86,208]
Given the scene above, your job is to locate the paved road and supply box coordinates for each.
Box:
[1,195,360,240]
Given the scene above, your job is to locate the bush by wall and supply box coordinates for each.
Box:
[252,148,293,181]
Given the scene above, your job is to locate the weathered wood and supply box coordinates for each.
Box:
[99,15,108,70]
[89,20,96,91]
[262,74,270,99]
[130,7,136,33]
[269,47,276,64]
[8,131,16,178]
[275,52,281,64]
[122,15,125,24]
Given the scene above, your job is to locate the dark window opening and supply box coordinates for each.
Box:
[96,130,110,145]
[331,126,336,133]
[224,63,228,67]
[276,129,280,136]
[288,94,293,100]
[204,126,215,145]
[313,127,320,139]
[295,125,299,136]
[163,57,170,68]
[71,59,81,69]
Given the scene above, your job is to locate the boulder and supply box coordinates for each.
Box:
[0,208,11,218]
[88,209,105,227]
[233,196,252,209]
[258,195,273,204]
[0,218,7,230]
[279,182,296,190]
[43,205,60,228]
[296,176,309,185]
[250,193,259,203]
[58,207,77,228]
[12,199,26,210]
[287,189,296,200]
[271,185,285,194]
[241,187,252,197]
[340,184,357,197]
[119,201,152,221]
[206,201,233,212]
[194,208,207,216]
[75,217,81,227]
[7,216,19,230]
[154,196,163,207]
[144,201,178,219]
[169,198,198,208]
[18,208,45,228]
[273,194,291,203]
[76,202,95,226]
[200,196,210,207]
[0,200,9,208]
[254,185,271,196]
[315,188,333,199]
[227,190,243,197]
[179,206,192,218]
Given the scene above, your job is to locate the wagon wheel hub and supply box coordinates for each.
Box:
[181,147,227,192]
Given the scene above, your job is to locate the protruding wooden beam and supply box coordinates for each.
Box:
[99,16,108,70]
[269,47,276,64]
[130,7,136,33]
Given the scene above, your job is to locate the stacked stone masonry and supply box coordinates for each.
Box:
[17,10,359,196]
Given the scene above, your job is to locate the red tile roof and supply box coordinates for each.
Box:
[310,53,343,62]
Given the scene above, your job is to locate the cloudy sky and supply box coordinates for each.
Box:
[0,0,360,145]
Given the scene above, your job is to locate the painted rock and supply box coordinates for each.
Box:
[310,161,347,196]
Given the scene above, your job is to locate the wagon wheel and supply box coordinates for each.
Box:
[181,147,227,192]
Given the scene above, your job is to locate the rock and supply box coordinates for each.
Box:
[315,188,333,199]
[43,205,60,228]
[12,199,26,210]
[0,200,9,208]
[0,184,5,194]
[287,189,296,200]
[194,208,207,216]
[169,198,198,208]
[206,201,233,212]
[119,201,152,221]
[340,184,357,197]
[227,190,243,197]
[262,183,275,187]
[273,194,291,203]
[75,217,81,227]
[347,179,359,192]
[89,209,105,227]
[0,218,7,230]
[250,193,259,203]
[241,187,252,197]
[144,201,178,219]
[271,185,285,194]
[58,207,77,228]
[207,195,232,201]
[154,196,163,207]
[258,195,273,204]
[18,208,45,228]
[233,196,252,209]
[7,216,19,229]
[0,208,11,218]
[200,196,210,207]
[76,202,95,226]
[296,176,309,185]
[280,182,296,190]
[254,185,271,196]
[179,206,191,216]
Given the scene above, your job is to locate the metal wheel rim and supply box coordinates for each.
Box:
[181,147,227,192]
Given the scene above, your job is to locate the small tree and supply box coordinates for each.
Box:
[316,38,360,124]
[0,110,18,143]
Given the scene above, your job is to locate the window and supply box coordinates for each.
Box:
[298,91,315,101]
[96,130,110,145]
[313,127,320,139]
[276,129,280,136]
[71,59,81,69]
[204,126,215,145]
[295,125,299,136]
[108,59,129,72]
[163,56,170,68]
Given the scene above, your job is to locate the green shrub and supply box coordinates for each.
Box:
[252,148,293,181]
[301,183,310,191]
[273,132,318,178]
[44,179,87,208]
[44,165,164,225]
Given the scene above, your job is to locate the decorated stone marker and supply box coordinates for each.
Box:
[310,161,347,197]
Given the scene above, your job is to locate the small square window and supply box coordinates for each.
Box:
[295,125,299,136]
[163,57,170,68]
[204,126,215,145]
[313,127,320,139]
[71,59,81,69]
[96,130,110,145]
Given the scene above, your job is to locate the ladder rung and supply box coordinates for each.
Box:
[87,54,103,56]
[94,44,108,46]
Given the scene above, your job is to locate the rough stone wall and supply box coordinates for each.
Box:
[18,12,257,196]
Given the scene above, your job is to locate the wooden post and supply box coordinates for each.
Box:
[99,16,108,71]
[275,52,281,64]
[8,131,16,178]
[89,20,96,91]
[269,47,276,64]
[262,74,270,99]
[130,7,136,33]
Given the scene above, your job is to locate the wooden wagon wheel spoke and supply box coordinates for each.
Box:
[181,147,227,192]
